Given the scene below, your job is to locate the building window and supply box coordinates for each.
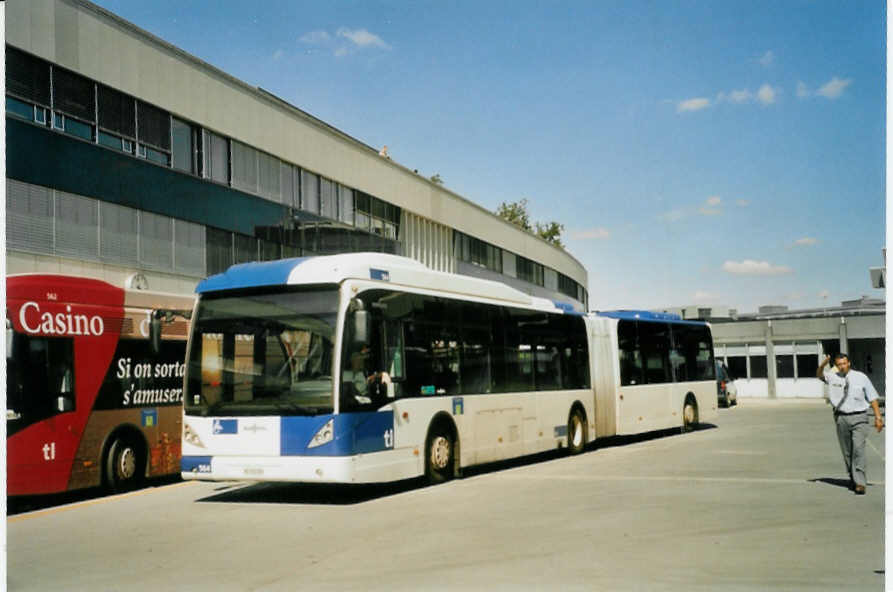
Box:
[280,162,296,206]
[320,177,336,219]
[455,231,501,274]
[100,201,139,265]
[776,355,795,378]
[516,255,543,286]
[204,130,230,185]
[6,179,53,255]
[174,219,206,275]
[62,116,94,141]
[171,117,197,174]
[206,227,233,275]
[257,150,280,201]
[139,211,174,269]
[234,233,258,264]
[231,140,259,193]
[6,96,36,121]
[558,273,578,299]
[749,356,768,379]
[796,353,817,378]
[301,170,320,214]
[52,67,95,123]
[727,356,747,379]
[144,146,170,166]
[98,131,125,151]
[6,46,51,107]
[136,100,170,150]
[338,185,355,225]
[98,84,136,139]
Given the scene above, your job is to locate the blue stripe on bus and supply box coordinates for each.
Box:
[281,411,395,456]
[196,257,311,293]
[597,310,708,324]
[181,455,213,473]
[551,300,582,315]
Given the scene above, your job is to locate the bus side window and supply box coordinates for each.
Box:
[8,333,75,433]
[383,319,405,381]
[617,320,642,386]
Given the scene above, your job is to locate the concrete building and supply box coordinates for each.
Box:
[5,0,588,311]
[710,298,884,399]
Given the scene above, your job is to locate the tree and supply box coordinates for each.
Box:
[535,221,565,248]
[496,199,532,231]
[429,173,444,185]
[496,199,564,248]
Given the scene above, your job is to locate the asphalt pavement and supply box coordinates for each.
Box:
[6,398,885,591]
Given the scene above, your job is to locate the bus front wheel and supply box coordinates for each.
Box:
[425,429,454,484]
[105,435,145,492]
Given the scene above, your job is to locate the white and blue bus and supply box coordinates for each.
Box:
[180,253,716,485]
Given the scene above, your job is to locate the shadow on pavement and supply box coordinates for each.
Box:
[196,424,719,507]
[196,479,426,506]
[809,477,853,490]
[7,475,182,515]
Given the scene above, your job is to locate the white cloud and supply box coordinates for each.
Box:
[817,76,852,99]
[698,196,722,216]
[571,227,611,240]
[722,260,793,276]
[693,290,720,304]
[300,28,391,57]
[677,97,711,113]
[727,89,752,104]
[713,85,777,107]
[337,28,391,50]
[759,51,775,67]
[796,81,810,98]
[793,237,818,247]
[756,83,777,105]
[660,209,686,222]
[300,31,331,44]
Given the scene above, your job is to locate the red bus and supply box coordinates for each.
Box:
[6,274,193,495]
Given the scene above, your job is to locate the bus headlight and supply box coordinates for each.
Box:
[183,423,205,448]
[308,419,334,448]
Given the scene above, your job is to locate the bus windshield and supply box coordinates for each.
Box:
[185,287,339,416]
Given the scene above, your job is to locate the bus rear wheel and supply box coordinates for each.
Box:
[567,408,587,455]
[682,398,699,433]
[425,429,454,484]
[105,435,144,492]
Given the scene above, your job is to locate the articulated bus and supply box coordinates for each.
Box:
[6,274,193,495]
[181,253,717,485]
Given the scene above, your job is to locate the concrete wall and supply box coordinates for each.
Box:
[6,0,587,288]
[713,313,885,399]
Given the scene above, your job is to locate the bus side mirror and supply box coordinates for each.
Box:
[150,311,162,354]
[57,396,74,413]
[6,318,13,358]
[352,309,369,346]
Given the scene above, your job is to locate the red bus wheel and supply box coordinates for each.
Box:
[105,436,144,492]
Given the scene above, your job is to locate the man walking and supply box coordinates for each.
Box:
[817,353,884,494]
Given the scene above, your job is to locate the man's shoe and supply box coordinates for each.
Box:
[855,485,866,495]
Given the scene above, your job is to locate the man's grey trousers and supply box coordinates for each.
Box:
[835,412,870,487]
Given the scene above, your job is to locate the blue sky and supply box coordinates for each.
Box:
[94,0,885,312]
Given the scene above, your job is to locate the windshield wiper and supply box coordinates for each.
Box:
[273,402,329,416]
